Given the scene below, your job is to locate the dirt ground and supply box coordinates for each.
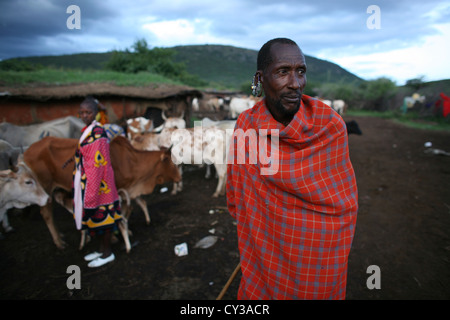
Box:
[0,115,449,300]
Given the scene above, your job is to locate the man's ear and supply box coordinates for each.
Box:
[255,70,263,84]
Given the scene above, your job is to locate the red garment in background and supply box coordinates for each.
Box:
[438,93,450,117]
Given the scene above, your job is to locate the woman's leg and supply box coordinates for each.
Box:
[99,228,112,258]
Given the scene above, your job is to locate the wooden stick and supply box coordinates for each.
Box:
[216,262,241,300]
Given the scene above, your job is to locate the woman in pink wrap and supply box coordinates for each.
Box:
[74,97,122,268]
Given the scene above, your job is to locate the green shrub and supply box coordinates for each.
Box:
[0,59,41,71]
[105,38,206,87]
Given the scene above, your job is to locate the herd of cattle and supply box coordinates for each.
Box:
[0,95,356,249]
[195,96,348,117]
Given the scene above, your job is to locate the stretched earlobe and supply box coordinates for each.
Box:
[251,73,262,97]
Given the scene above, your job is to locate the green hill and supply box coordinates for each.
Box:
[172,45,258,89]
[15,52,114,70]
[172,44,363,88]
[6,44,364,90]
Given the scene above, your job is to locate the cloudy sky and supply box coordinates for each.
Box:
[1,0,449,85]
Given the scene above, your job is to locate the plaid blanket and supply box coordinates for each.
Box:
[226,95,358,299]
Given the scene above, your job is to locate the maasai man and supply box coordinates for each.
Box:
[226,38,358,299]
[74,96,122,268]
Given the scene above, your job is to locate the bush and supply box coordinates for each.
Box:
[360,77,397,111]
[105,38,206,87]
[0,59,41,71]
[304,77,398,111]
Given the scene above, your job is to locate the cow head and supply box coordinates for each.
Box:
[156,147,182,185]
[126,117,154,140]
[161,111,186,130]
[0,160,49,210]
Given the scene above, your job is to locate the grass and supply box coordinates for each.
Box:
[346,109,450,132]
[0,68,184,87]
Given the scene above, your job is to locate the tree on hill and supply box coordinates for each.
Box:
[405,76,425,91]
[0,58,41,71]
[105,38,206,87]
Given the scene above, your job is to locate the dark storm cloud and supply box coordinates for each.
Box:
[0,0,445,58]
[0,0,447,83]
[0,0,118,58]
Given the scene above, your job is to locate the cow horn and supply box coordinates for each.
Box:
[8,157,18,173]
[0,170,12,179]
[162,110,167,120]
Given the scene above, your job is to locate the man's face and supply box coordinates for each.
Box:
[260,43,307,124]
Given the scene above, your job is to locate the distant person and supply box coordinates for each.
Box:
[226,38,358,299]
[74,96,122,268]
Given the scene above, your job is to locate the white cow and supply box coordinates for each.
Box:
[229,97,255,119]
[201,117,236,131]
[171,125,229,197]
[129,129,169,152]
[332,100,346,115]
[160,111,186,130]
[192,98,199,112]
[206,98,224,112]
[126,117,154,140]
[0,160,49,237]
[141,112,186,148]
[191,97,224,113]
[322,100,332,107]
[130,124,229,198]
[200,117,236,181]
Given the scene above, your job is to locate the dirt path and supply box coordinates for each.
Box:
[345,116,450,299]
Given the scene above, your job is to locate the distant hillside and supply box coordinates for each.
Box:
[172,45,257,89]
[17,52,114,70]
[172,44,363,88]
[7,44,364,89]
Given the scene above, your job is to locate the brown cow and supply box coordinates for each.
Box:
[23,136,181,251]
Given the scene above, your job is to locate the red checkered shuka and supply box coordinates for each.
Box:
[226,95,358,299]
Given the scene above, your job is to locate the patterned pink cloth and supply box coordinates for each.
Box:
[73,121,121,233]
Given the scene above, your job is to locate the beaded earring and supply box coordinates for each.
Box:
[251,73,262,97]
